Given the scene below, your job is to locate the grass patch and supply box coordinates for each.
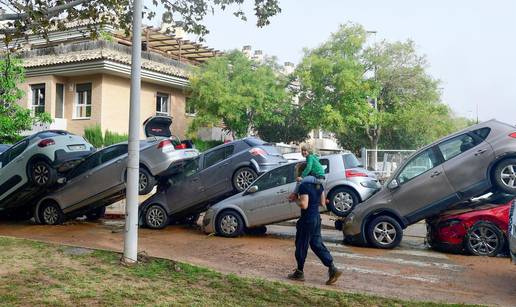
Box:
[0,236,472,306]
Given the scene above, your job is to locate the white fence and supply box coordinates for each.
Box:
[360,148,416,182]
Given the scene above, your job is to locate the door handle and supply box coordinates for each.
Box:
[115,159,122,164]
[277,189,288,194]
[474,149,488,156]
[430,171,442,178]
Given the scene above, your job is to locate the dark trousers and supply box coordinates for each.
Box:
[295,216,333,271]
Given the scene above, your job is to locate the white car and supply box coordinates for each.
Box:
[0,130,94,214]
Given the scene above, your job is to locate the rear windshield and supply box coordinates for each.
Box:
[343,154,362,169]
[34,131,69,139]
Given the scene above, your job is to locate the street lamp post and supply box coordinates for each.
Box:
[123,0,143,264]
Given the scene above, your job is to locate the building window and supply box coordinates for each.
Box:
[156,93,169,116]
[185,98,196,116]
[30,84,45,115]
[74,83,92,119]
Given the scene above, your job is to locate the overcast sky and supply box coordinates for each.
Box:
[158,0,516,124]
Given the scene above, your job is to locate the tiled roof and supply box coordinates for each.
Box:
[21,41,191,79]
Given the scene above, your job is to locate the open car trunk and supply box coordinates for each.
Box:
[143,116,173,138]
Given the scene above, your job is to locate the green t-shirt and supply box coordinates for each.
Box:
[301,154,325,177]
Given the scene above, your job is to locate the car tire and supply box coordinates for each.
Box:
[30,160,57,187]
[86,207,106,221]
[493,158,516,195]
[366,216,403,249]
[144,204,169,229]
[327,187,358,217]
[139,167,156,195]
[465,221,505,257]
[38,201,64,225]
[246,225,267,235]
[232,167,257,192]
[215,210,245,237]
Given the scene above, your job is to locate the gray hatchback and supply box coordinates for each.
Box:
[344,120,516,249]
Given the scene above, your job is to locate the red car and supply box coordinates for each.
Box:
[426,193,515,256]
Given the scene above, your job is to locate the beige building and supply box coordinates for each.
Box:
[17,24,221,139]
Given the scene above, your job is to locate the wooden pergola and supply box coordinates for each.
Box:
[114,26,223,65]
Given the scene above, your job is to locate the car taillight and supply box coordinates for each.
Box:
[249,148,266,156]
[175,143,187,149]
[157,139,172,149]
[509,132,516,138]
[38,139,55,147]
[345,169,368,178]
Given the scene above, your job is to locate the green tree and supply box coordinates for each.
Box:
[255,106,311,143]
[188,50,290,138]
[0,56,50,143]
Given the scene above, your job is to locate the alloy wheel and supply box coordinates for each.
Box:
[333,192,354,213]
[139,172,148,192]
[500,164,516,189]
[468,226,499,255]
[43,206,59,224]
[147,207,165,228]
[373,221,397,246]
[34,164,50,185]
[220,215,239,235]
[236,170,255,191]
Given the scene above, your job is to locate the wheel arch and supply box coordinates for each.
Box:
[327,185,362,202]
[361,208,407,244]
[26,154,54,177]
[34,197,62,224]
[487,153,516,185]
[214,206,249,228]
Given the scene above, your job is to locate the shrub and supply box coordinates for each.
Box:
[104,130,128,146]
[84,125,104,148]
[192,139,223,152]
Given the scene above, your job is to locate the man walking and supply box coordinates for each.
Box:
[288,181,342,285]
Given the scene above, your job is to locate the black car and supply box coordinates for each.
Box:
[139,137,288,229]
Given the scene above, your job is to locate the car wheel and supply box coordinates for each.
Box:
[246,225,267,235]
[215,210,245,237]
[86,207,106,221]
[494,159,516,194]
[366,216,403,249]
[465,222,505,257]
[138,168,156,195]
[232,167,257,192]
[145,204,169,229]
[327,187,358,217]
[30,160,57,187]
[38,202,64,225]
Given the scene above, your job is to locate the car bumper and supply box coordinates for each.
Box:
[202,208,216,234]
[342,213,367,245]
[151,149,199,176]
[54,148,95,171]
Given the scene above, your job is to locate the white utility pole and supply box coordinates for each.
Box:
[123,0,142,264]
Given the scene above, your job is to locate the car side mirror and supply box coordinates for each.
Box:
[387,179,399,190]
[247,185,259,194]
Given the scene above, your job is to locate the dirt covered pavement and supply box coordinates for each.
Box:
[0,219,514,306]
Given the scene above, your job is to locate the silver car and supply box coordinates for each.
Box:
[202,154,380,237]
[0,130,94,215]
[344,120,516,249]
[510,202,516,264]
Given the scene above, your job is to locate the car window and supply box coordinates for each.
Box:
[438,134,479,162]
[320,159,330,174]
[68,152,102,178]
[398,149,439,184]
[204,147,226,168]
[224,145,234,158]
[472,128,491,141]
[342,154,362,169]
[253,164,295,192]
[100,145,128,164]
[0,140,28,166]
[183,157,200,177]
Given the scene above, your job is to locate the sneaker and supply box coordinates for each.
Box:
[287,269,305,281]
[326,266,342,285]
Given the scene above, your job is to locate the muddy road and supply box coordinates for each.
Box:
[0,219,514,306]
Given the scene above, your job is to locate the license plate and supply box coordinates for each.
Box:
[68,144,86,151]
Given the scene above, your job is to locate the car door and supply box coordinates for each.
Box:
[59,145,128,211]
[391,147,456,223]
[241,164,297,226]
[165,157,206,214]
[200,145,235,198]
[437,130,494,196]
[0,139,29,202]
